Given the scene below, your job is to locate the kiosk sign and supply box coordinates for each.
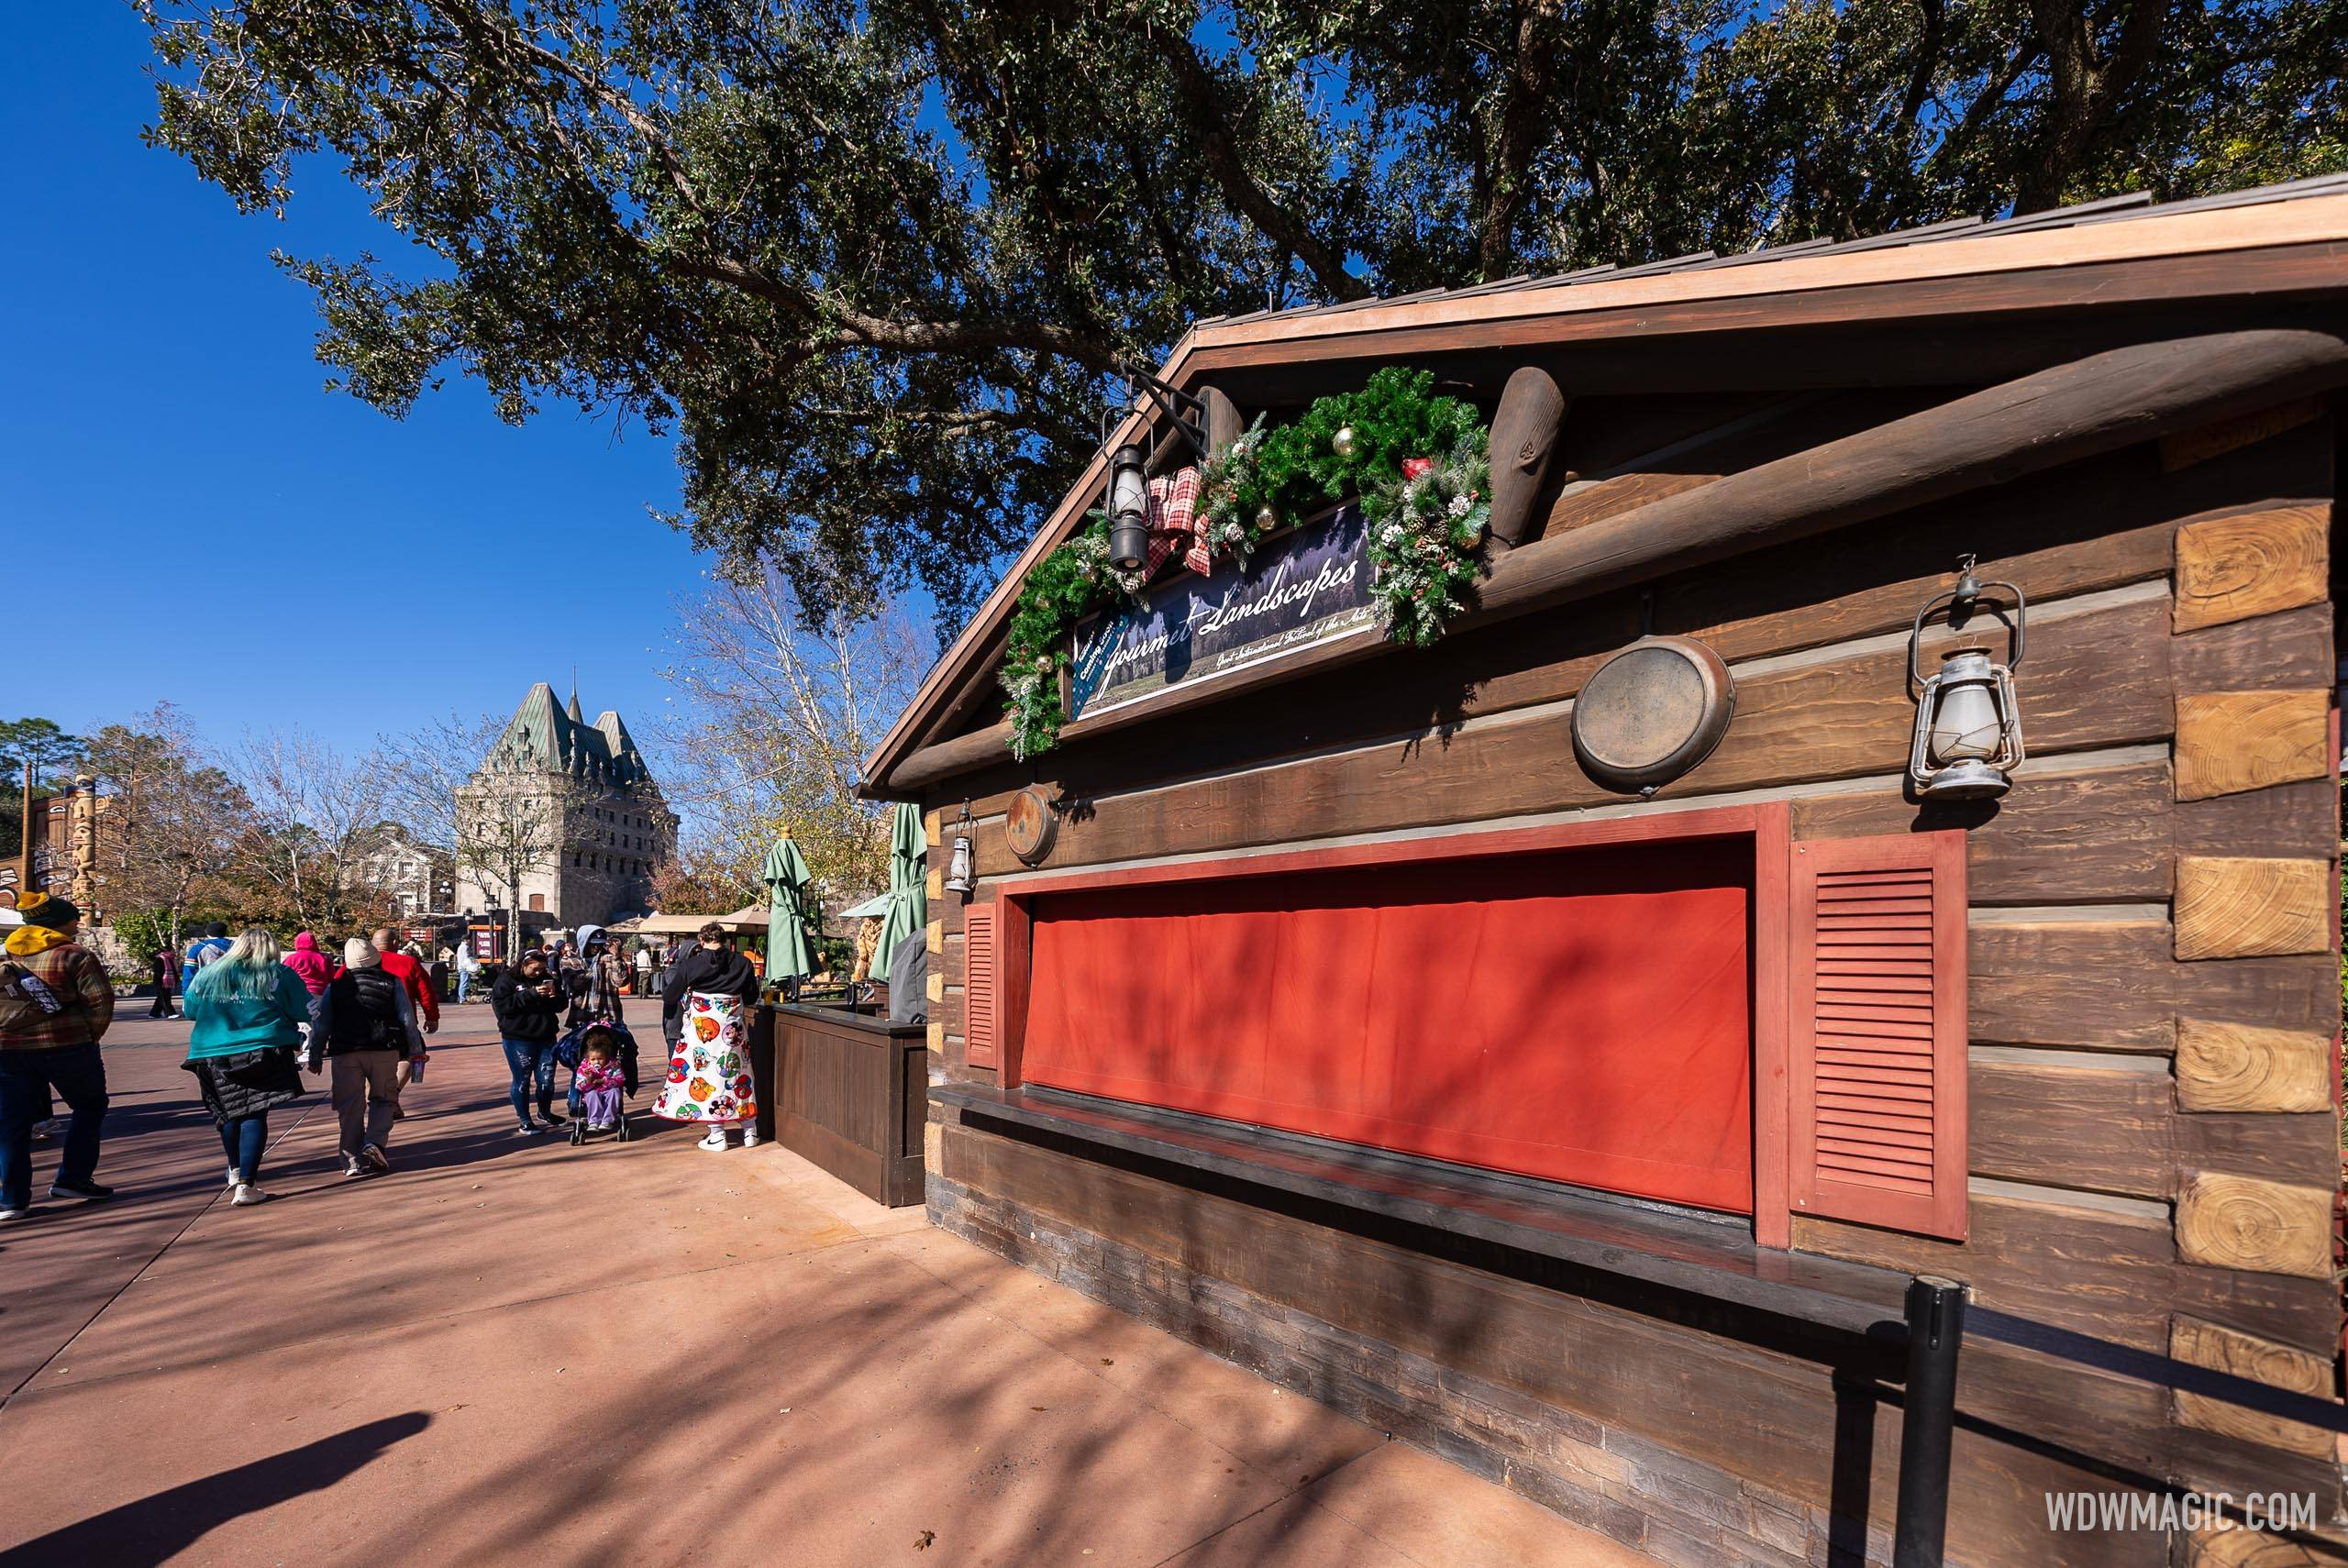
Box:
[1069,505,1375,722]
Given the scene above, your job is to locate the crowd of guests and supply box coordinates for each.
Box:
[0,897,761,1218]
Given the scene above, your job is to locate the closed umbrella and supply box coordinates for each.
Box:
[871,803,927,972]
[762,833,814,984]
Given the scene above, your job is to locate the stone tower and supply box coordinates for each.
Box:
[454,681,677,927]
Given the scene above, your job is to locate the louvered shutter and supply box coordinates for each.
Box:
[964,903,1000,1069]
[1789,831,1968,1240]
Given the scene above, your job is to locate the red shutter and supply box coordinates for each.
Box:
[1789,831,1968,1240]
[964,903,1000,1069]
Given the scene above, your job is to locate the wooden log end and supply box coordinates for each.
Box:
[2173,856,2332,960]
[2176,1172,2333,1278]
[2171,1315,2337,1458]
[1199,385,1242,460]
[2186,1523,2343,1566]
[2175,690,2331,801]
[2176,1017,2334,1113]
[1485,366,1569,547]
[2173,503,2330,633]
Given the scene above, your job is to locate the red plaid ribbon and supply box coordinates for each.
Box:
[1145,466,1204,577]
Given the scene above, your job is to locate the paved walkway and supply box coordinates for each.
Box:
[0,1012,1658,1567]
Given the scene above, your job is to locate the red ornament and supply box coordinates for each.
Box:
[1401,457,1434,480]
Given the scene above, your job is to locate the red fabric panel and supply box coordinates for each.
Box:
[1022,842,1755,1212]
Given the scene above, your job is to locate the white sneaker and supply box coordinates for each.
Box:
[741,1128,760,1148]
[231,1183,271,1206]
[227,1166,240,1189]
[698,1128,729,1152]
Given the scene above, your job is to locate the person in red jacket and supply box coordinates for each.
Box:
[370,928,438,1115]
[368,926,440,1034]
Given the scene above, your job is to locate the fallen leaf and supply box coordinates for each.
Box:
[1030,1406,1047,1412]
[1099,1358,1113,1366]
[914,1529,936,1551]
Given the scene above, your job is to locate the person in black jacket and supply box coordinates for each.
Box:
[659,923,757,1048]
[309,939,425,1177]
[491,953,568,1134]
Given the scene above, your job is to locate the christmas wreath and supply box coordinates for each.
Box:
[1000,513,1146,759]
[999,366,1491,756]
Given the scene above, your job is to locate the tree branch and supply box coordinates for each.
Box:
[1477,4,1564,278]
[1148,25,1368,302]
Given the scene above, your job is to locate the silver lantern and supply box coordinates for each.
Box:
[1906,558,2026,801]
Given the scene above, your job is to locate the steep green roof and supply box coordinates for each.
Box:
[482,681,655,788]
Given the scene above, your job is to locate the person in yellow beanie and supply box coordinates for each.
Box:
[0,892,115,1219]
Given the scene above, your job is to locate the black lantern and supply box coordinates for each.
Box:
[1105,442,1150,571]
[1907,556,2026,801]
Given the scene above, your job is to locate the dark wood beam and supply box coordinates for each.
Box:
[875,329,2348,794]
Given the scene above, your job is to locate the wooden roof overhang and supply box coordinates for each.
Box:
[860,187,2348,799]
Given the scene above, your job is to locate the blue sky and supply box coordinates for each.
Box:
[4,6,712,760]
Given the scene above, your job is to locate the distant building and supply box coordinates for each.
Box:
[455,683,676,929]
[355,823,453,922]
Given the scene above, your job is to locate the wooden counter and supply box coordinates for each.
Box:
[755,1002,930,1207]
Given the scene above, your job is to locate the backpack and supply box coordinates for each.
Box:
[0,959,64,1016]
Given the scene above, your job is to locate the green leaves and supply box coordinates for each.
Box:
[135,0,2345,628]
[1000,514,1138,759]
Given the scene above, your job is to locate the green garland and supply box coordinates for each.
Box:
[1000,513,1145,758]
[1367,432,1491,646]
[1195,366,1484,565]
[1000,366,1492,757]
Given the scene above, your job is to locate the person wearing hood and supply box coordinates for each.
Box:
[0,893,116,1220]
[182,921,232,992]
[282,931,336,997]
[147,939,181,1019]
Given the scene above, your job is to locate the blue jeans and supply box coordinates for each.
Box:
[457,971,471,1004]
[0,1043,108,1210]
[502,1037,557,1123]
[219,1113,267,1184]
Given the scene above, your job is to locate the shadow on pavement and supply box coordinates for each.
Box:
[0,1411,431,1567]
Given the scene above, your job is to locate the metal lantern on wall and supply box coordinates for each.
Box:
[944,802,977,897]
[1907,556,2026,801]
[1105,442,1151,570]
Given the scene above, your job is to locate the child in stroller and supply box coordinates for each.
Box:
[556,1019,640,1144]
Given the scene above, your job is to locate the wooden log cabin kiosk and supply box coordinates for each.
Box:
[859,177,2348,1568]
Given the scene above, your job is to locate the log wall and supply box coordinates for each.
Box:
[915,411,2344,1568]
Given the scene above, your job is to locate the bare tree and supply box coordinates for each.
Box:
[82,703,247,954]
[379,712,503,862]
[658,567,926,905]
[226,729,396,933]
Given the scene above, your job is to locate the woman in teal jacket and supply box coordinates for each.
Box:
[183,928,312,1206]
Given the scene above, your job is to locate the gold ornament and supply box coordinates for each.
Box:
[1254,503,1280,532]
[1331,425,1358,461]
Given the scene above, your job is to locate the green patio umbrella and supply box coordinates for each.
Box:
[762,833,814,983]
[871,803,927,973]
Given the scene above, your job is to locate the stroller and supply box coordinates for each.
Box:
[555,1016,642,1145]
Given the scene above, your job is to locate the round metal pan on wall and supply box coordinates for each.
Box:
[1005,784,1060,866]
[1570,636,1736,794]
